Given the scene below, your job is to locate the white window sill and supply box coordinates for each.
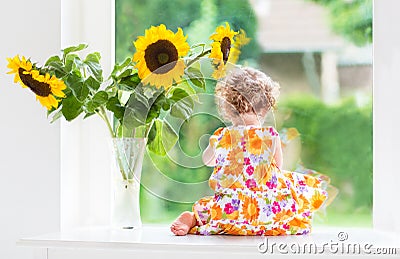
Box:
[18,225,400,258]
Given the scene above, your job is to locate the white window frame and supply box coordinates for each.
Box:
[60,0,400,234]
[372,0,400,233]
[60,0,115,230]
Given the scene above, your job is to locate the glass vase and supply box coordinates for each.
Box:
[110,137,146,229]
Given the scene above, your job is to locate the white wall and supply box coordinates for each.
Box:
[0,0,114,255]
[0,1,61,259]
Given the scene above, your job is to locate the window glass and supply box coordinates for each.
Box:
[116,0,372,227]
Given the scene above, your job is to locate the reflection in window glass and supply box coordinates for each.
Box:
[116,0,372,227]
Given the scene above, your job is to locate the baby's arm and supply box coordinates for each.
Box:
[202,144,216,167]
[274,136,283,169]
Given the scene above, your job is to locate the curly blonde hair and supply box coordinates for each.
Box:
[215,67,280,122]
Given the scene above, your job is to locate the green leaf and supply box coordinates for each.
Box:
[104,80,116,91]
[162,99,172,111]
[46,60,68,78]
[110,57,132,79]
[84,52,103,82]
[116,124,136,138]
[147,123,156,143]
[169,79,199,102]
[64,54,81,73]
[134,125,147,138]
[85,76,101,91]
[117,73,141,91]
[169,88,194,120]
[62,44,88,57]
[93,91,108,104]
[62,95,83,121]
[147,119,178,156]
[86,91,108,113]
[69,81,89,102]
[169,88,190,102]
[83,112,95,119]
[46,105,57,116]
[116,68,133,79]
[146,94,166,123]
[123,90,150,128]
[106,96,125,122]
[44,55,62,67]
[185,67,205,90]
[65,71,82,87]
[86,52,101,61]
[93,91,108,103]
[50,109,63,123]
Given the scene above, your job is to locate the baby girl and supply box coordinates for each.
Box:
[170,67,329,236]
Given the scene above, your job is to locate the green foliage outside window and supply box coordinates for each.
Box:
[280,96,373,213]
[116,0,260,62]
[309,0,372,46]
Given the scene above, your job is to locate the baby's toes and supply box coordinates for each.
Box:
[176,229,186,236]
[170,226,178,234]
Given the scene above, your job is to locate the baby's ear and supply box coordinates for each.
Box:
[258,108,268,117]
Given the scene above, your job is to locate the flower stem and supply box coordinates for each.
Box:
[94,108,127,180]
[145,119,155,139]
[115,149,128,181]
[96,106,115,138]
[186,49,211,68]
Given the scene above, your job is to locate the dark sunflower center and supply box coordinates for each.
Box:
[221,37,231,64]
[144,40,178,74]
[18,68,51,97]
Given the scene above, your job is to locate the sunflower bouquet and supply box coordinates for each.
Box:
[6,23,249,155]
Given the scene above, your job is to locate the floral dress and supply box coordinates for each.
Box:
[188,126,329,236]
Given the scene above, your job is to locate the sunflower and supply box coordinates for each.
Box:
[209,22,237,65]
[210,27,250,79]
[6,55,33,87]
[7,55,66,110]
[227,29,250,65]
[31,71,66,109]
[133,24,190,89]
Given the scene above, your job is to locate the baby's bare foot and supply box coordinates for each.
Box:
[170,211,196,236]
